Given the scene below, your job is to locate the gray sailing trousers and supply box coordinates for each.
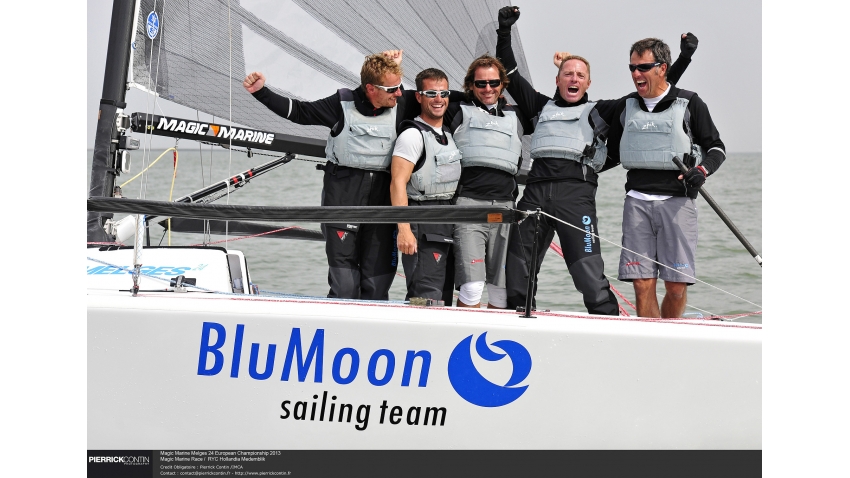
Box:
[505,179,619,315]
[321,163,397,300]
[401,200,455,302]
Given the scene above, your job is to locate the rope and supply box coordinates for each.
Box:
[119,147,176,188]
[534,210,762,310]
[609,283,637,311]
[187,226,300,247]
[167,146,179,246]
[548,241,635,315]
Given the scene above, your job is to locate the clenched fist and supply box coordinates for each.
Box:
[243,71,266,94]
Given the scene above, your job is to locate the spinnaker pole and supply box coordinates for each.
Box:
[672,157,762,267]
[87,0,137,243]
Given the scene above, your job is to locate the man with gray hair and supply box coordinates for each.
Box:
[495,6,697,315]
[606,37,726,318]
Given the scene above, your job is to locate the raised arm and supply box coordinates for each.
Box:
[246,72,342,128]
[667,32,698,86]
[495,6,550,124]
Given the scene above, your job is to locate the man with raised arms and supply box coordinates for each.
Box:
[606,38,725,318]
[390,69,461,303]
[495,6,698,315]
[243,51,407,301]
[439,54,531,309]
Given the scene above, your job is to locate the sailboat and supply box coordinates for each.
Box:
[87,0,761,449]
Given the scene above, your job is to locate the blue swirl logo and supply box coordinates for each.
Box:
[582,215,592,225]
[448,332,532,407]
[146,12,160,40]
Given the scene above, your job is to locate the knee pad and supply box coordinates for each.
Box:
[486,284,507,308]
[458,281,485,305]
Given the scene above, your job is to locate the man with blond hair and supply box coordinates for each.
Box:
[495,6,697,315]
[243,51,407,300]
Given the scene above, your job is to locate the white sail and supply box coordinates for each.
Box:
[128,0,533,170]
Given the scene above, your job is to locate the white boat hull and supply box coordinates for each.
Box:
[88,289,761,449]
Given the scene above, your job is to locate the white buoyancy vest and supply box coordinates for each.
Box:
[529,100,608,172]
[452,103,522,175]
[324,89,398,171]
[405,121,462,201]
[619,91,704,170]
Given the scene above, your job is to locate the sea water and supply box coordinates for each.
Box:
[87,149,762,322]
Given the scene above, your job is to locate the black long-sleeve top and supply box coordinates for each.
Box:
[252,83,470,138]
[495,27,692,186]
[252,85,415,137]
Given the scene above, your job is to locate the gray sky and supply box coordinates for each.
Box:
[87,0,761,151]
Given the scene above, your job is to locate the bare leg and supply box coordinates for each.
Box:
[486,303,506,309]
[456,298,480,308]
[633,278,660,318]
[661,281,687,318]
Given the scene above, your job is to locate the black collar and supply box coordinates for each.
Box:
[553,89,589,107]
[353,86,394,116]
[468,96,507,116]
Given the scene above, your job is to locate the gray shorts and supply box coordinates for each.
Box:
[618,195,698,284]
[453,196,513,287]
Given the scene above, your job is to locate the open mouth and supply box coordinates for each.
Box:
[567,86,579,94]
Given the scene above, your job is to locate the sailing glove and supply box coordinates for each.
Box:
[498,6,520,29]
[680,32,699,59]
[683,165,709,188]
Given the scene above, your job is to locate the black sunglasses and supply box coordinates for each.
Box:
[628,62,662,72]
[418,90,450,98]
[473,79,501,88]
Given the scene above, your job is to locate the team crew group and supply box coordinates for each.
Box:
[242,6,726,318]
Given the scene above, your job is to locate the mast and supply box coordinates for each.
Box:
[87,0,137,243]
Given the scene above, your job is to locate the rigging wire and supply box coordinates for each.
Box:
[139,0,159,202]
[142,0,167,203]
[205,117,216,246]
[534,210,762,310]
[548,240,719,317]
[226,0,233,248]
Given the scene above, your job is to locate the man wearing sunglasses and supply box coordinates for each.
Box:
[433,54,530,310]
[606,38,725,318]
[393,53,528,309]
[243,51,407,301]
[495,6,697,315]
[390,69,461,303]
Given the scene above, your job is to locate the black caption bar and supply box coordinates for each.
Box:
[87,450,761,478]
